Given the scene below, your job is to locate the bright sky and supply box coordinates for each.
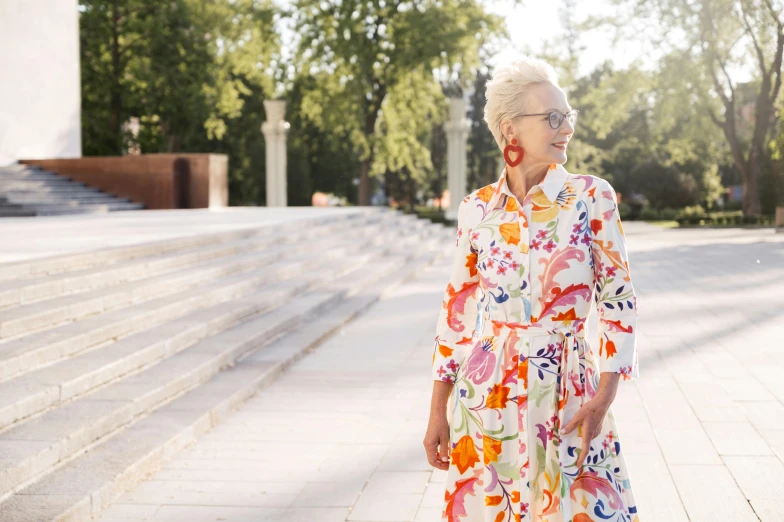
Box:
[273,0,754,94]
[484,0,648,76]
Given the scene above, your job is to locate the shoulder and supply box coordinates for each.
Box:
[458,181,497,224]
[566,172,612,193]
[567,173,616,204]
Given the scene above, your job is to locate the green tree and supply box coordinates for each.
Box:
[603,0,783,215]
[283,0,504,205]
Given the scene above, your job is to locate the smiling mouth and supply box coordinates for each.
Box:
[552,143,567,150]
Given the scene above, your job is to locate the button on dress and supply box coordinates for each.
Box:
[432,163,641,522]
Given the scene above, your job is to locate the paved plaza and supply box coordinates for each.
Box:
[94,222,784,522]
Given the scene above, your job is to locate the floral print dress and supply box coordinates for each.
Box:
[431,163,641,522]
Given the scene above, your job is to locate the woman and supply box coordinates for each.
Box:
[423,56,641,522]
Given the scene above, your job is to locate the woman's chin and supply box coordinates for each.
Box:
[549,152,566,163]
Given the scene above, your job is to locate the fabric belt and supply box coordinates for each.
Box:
[489,319,587,432]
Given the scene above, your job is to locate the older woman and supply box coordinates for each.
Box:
[423,56,641,521]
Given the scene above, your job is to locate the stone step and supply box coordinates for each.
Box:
[0,252,358,427]
[0,212,421,340]
[0,207,36,218]
[0,165,148,217]
[0,179,94,189]
[0,222,431,430]
[0,172,82,183]
[0,209,394,282]
[0,253,373,496]
[3,193,132,204]
[19,202,142,213]
[0,237,449,520]
[0,211,386,309]
[0,215,433,382]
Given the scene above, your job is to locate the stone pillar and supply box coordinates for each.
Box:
[122,117,141,155]
[444,97,470,221]
[261,99,290,207]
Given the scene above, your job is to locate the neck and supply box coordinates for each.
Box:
[506,162,549,200]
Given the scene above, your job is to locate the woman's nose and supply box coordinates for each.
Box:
[560,122,574,137]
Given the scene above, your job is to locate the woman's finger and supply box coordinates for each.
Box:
[435,431,450,470]
[577,421,591,468]
[562,409,581,434]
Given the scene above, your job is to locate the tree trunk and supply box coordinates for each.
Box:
[743,146,763,215]
[110,0,122,155]
[359,158,372,206]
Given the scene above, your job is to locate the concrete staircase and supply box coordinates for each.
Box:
[0,165,144,217]
[0,208,453,521]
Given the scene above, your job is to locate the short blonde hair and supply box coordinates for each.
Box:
[483,56,561,150]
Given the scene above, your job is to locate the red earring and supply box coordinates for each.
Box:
[503,137,524,167]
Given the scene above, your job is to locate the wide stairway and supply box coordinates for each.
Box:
[0,164,143,217]
[0,208,452,521]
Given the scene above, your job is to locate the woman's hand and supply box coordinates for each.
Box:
[562,371,621,468]
[423,415,451,470]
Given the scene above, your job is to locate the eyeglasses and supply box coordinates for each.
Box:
[516,109,579,129]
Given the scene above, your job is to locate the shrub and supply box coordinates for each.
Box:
[660,208,679,220]
[639,206,660,220]
[618,202,633,220]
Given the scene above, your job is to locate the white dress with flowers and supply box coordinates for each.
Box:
[431,163,641,522]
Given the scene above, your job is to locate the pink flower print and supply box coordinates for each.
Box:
[510,261,520,271]
[573,223,581,233]
[503,250,513,260]
[464,338,496,384]
[490,246,501,256]
[497,265,507,275]
[530,239,541,250]
[537,229,547,239]
[521,503,529,514]
[581,233,591,245]
[447,359,459,372]
[471,232,480,241]
[602,440,609,449]
[606,266,617,277]
[570,234,579,245]
[595,260,605,273]
[487,259,495,268]
[543,240,556,253]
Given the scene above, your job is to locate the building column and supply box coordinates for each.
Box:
[444,97,470,221]
[261,99,290,207]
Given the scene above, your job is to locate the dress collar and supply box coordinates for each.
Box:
[486,162,569,211]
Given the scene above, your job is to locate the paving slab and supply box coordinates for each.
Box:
[88,224,784,521]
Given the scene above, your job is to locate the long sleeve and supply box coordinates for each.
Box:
[432,199,481,384]
[590,179,640,381]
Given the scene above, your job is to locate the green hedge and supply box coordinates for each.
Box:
[675,213,774,226]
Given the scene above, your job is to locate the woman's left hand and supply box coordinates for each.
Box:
[561,394,611,469]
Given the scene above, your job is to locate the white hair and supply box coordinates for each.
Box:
[483,56,561,150]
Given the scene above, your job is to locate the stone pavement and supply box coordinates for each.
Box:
[95,223,784,522]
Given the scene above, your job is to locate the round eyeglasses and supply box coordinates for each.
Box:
[516,109,579,129]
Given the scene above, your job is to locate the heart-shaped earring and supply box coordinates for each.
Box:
[503,137,524,167]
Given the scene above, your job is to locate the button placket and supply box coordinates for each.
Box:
[518,206,532,323]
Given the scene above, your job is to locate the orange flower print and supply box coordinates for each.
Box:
[477,185,495,203]
[451,435,480,474]
[483,435,503,464]
[485,495,503,506]
[499,222,520,246]
[530,191,560,223]
[486,383,511,409]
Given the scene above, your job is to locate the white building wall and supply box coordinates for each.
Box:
[0,0,81,165]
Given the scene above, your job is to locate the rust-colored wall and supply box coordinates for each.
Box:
[19,154,228,210]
